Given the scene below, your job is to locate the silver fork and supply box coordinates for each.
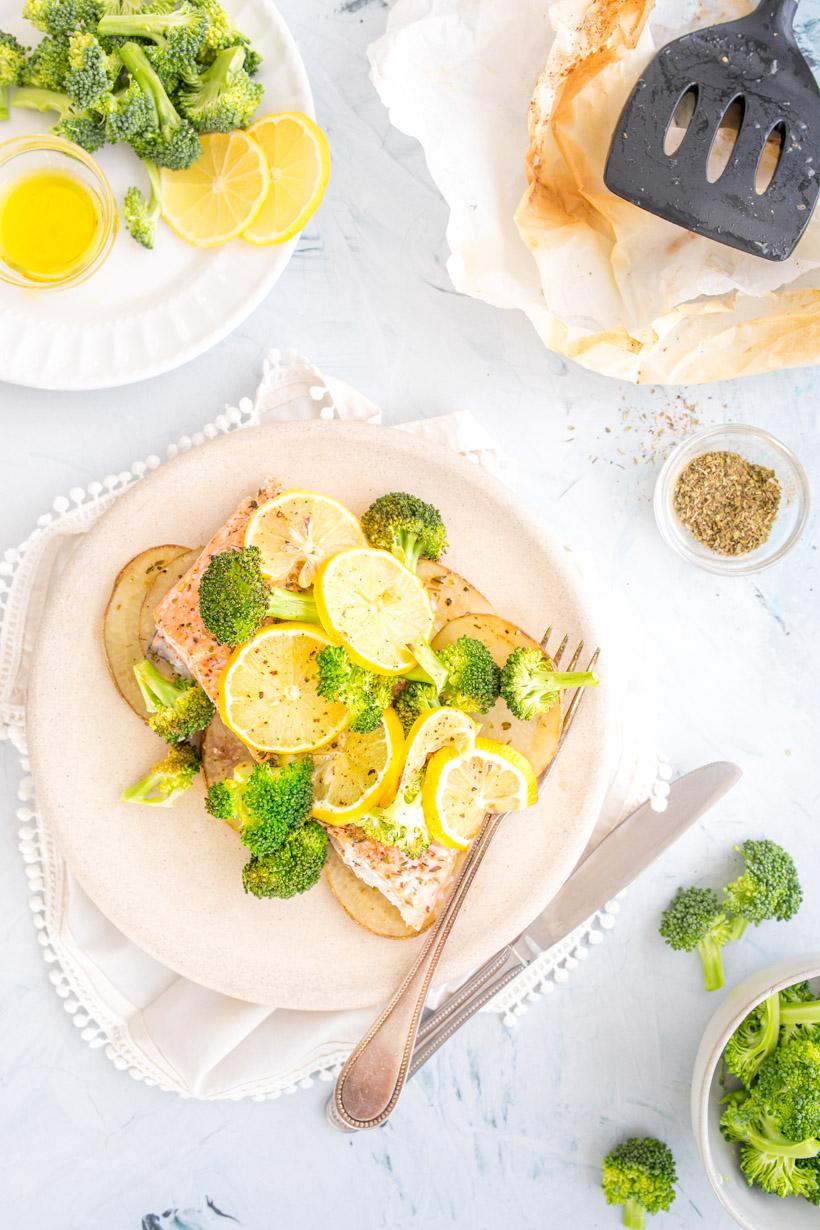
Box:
[327,630,599,1132]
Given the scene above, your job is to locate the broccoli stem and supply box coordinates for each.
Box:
[726,915,748,942]
[622,1199,645,1230]
[98,11,184,44]
[119,40,173,129]
[266,587,319,623]
[0,86,10,121]
[134,658,184,711]
[405,641,447,692]
[780,1001,820,1026]
[697,937,725,992]
[11,85,72,119]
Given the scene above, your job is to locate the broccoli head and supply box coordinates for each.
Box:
[98,3,207,79]
[123,159,162,247]
[721,1088,820,1198]
[408,635,501,716]
[723,838,803,941]
[315,645,393,734]
[358,787,429,858]
[361,491,447,572]
[198,546,319,646]
[98,76,155,141]
[205,758,313,858]
[21,33,68,88]
[778,984,820,1045]
[122,743,200,807]
[12,84,108,152]
[601,1137,677,1229]
[500,645,599,722]
[724,993,781,1088]
[23,0,101,36]
[119,40,201,169]
[242,819,328,899]
[177,44,261,132]
[393,680,439,734]
[0,31,28,120]
[659,886,732,992]
[64,31,112,108]
[755,1038,820,1143]
[133,657,214,742]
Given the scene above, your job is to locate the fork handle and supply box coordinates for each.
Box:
[330,810,505,1130]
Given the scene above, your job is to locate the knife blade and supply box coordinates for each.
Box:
[409,760,741,1072]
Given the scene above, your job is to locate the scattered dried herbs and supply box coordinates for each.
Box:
[673,450,781,556]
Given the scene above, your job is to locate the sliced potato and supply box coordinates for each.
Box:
[324,847,437,939]
[103,545,191,717]
[138,546,202,656]
[202,715,253,798]
[433,613,562,777]
[417,559,495,635]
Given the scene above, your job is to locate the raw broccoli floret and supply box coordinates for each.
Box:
[22,33,68,88]
[778,984,820,1045]
[723,838,803,941]
[724,993,781,1088]
[359,788,429,858]
[205,758,314,858]
[11,84,107,150]
[0,31,27,120]
[659,886,732,992]
[315,645,393,734]
[176,44,261,132]
[361,491,447,572]
[721,1089,820,1198]
[242,819,328,899]
[98,76,154,139]
[98,4,207,78]
[23,0,101,36]
[198,546,319,646]
[601,1137,677,1229]
[119,40,200,168]
[133,657,214,743]
[500,645,599,721]
[408,635,501,715]
[393,680,439,734]
[64,30,112,108]
[121,743,200,807]
[123,158,161,246]
[755,1038,820,1143]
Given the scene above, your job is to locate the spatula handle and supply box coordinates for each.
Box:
[755,0,799,32]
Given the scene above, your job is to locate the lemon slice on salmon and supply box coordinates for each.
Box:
[314,547,433,675]
[244,490,365,589]
[422,737,538,850]
[311,708,405,824]
[160,131,270,247]
[219,623,348,754]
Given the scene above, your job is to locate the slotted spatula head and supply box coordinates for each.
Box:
[604,0,820,260]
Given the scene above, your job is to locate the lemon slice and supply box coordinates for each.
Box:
[242,112,330,245]
[218,623,348,754]
[314,547,434,675]
[422,737,538,850]
[401,707,478,786]
[244,490,365,589]
[160,131,270,247]
[311,708,405,824]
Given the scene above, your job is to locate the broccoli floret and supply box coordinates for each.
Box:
[22,34,68,88]
[0,32,28,120]
[755,1038,820,1143]
[123,158,161,246]
[205,758,313,858]
[499,645,599,722]
[359,788,429,858]
[361,491,447,572]
[23,0,101,36]
[99,4,207,79]
[198,546,320,646]
[315,645,393,734]
[176,44,261,132]
[723,839,803,941]
[98,76,154,139]
[721,1089,820,1198]
[393,680,439,734]
[133,657,214,742]
[122,743,200,807]
[778,985,820,1045]
[407,635,501,715]
[11,84,107,150]
[64,30,112,108]
[119,40,200,168]
[601,1137,677,1229]
[659,886,732,992]
[242,820,328,899]
[724,993,781,1088]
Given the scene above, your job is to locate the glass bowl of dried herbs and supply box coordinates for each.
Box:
[654,425,810,574]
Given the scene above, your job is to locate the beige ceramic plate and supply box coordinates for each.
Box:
[28,421,618,1010]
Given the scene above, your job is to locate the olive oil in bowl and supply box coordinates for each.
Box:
[0,135,117,290]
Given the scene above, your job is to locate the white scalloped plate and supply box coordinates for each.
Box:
[0,0,312,390]
[27,421,620,1011]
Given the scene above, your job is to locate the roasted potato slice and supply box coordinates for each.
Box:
[138,546,202,656]
[433,612,562,777]
[324,846,438,939]
[201,715,253,797]
[103,545,191,718]
[417,559,495,635]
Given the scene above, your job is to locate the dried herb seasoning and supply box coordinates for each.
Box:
[673,450,781,557]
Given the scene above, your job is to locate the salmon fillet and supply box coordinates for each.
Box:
[152,478,282,703]
[326,825,458,930]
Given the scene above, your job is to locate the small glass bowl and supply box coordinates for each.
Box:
[654,424,810,575]
[0,133,117,290]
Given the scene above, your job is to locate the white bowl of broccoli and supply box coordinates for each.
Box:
[692,953,820,1229]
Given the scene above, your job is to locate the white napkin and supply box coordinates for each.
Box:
[1,352,663,1099]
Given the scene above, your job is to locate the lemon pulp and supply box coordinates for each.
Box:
[0,170,101,281]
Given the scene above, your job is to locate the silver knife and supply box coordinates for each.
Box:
[408,761,742,1077]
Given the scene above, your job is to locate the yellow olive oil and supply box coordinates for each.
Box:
[0,169,102,283]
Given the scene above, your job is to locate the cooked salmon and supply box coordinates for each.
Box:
[326,825,458,930]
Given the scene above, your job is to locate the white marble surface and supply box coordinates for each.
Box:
[1,1,819,1227]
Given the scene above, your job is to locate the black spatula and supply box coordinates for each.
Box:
[604,0,820,261]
